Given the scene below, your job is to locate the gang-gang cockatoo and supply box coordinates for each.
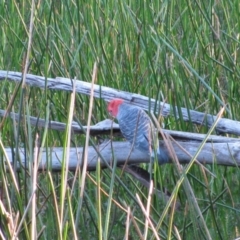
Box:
[107,98,169,164]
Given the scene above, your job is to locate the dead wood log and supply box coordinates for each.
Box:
[0,109,239,143]
[3,140,240,172]
[1,70,240,135]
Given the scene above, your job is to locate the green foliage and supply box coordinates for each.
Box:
[0,0,240,239]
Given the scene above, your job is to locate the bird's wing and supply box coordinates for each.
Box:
[118,106,153,153]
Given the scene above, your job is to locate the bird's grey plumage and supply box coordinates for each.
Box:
[117,103,154,154]
[116,102,169,164]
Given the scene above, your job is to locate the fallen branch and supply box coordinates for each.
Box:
[1,70,240,135]
[0,107,238,167]
[3,140,240,171]
[0,109,239,143]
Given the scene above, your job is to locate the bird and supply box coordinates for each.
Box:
[107,98,169,164]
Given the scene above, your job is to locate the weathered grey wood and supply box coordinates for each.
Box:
[0,110,120,135]
[1,70,240,136]
[4,140,240,171]
[1,109,239,143]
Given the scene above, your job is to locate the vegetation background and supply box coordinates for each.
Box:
[0,0,240,239]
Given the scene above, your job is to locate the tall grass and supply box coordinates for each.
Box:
[0,0,240,239]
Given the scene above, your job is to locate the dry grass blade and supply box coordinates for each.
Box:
[78,61,98,212]
[136,190,160,240]
[60,78,76,226]
[125,207,131,240]
[144,181,154,240]
[31,133,39,239]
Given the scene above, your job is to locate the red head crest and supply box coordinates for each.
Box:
[107,99,124,117]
